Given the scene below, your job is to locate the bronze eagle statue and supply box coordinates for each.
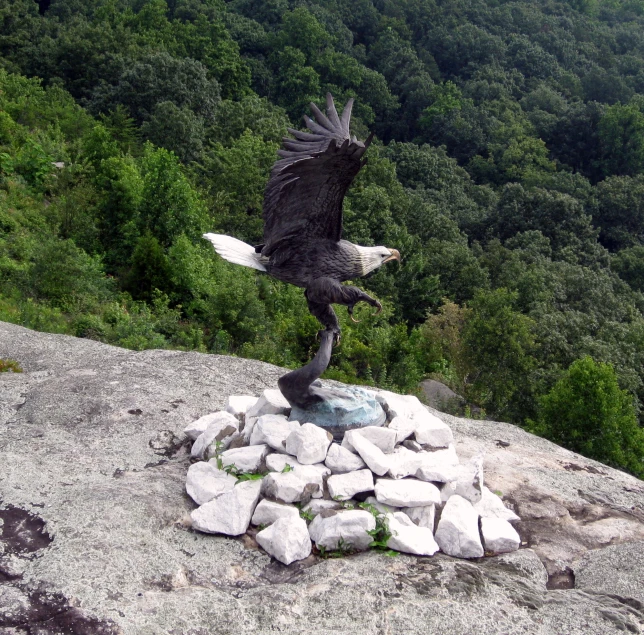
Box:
[204,93,400,346]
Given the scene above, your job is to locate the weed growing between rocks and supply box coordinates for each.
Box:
[0,358,22,372]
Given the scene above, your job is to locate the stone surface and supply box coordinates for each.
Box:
[341,426,397,454]
[481,517,521,554]
[474,486,520,522]
[301,499,342,517]
[375,478,441,508]
[402,505,435,531]
[435,495,484,558]
[249,414,300,452]
[183,412,223,441]
[420,379,465,411]
[363,496,398,515]
[415,446,459,483]
[387,415,417,444]
[255,516,311,565]
[264,453,304,472]
[414,412,454,448]
[185,462,237,506]
[289,385,386,438]
[250,499,300,526]
[190,480,262,536]
[3,322,644,634]
[344,430,390,476]
[327,469,374,501]
[218,444,269,473]
[190,412,239,459]
[386,512,439,556]
[261,471,320,503]
[285,423,332,465]
[324,442,366,473]
[225,395,258,423]
[246,389,291,419]
[308,510,376,551]
[388,446,423,479]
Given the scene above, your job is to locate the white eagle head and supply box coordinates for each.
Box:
[356,245,401,276]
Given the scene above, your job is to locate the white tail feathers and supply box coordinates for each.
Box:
[203,233,267,272]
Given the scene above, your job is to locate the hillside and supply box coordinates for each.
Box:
[2,0,644,475]
[1,322,643,633]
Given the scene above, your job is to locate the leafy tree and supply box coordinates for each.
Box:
[123,232,173,302]
[598,100,644,177]
[532,356,644,477]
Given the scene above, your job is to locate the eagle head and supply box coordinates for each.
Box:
[356,245,401,276]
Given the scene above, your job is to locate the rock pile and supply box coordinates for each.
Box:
[184,388,521,565]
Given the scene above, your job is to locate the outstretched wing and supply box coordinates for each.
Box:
[262,93,373,256]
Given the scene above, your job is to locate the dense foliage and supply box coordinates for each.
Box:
[2,0,644,475]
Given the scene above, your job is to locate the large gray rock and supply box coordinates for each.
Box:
[2,322,644,634]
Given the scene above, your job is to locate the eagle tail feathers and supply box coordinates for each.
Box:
[202,233,267,272]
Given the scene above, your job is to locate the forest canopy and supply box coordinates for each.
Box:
[2,0,644,476]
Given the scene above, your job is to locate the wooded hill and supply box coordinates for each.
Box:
[1,0,644,475]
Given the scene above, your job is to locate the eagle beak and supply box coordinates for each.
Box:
[384,249,401,264]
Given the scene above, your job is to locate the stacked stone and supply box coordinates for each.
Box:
[184,388,521,565]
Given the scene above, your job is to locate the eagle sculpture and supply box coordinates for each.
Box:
[204,94,400,346]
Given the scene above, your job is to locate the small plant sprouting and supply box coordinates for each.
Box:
[0,358,22,373]
[281,463,294,473]
[213,440,225,470]
[318,537,354,559]
[360,502,397,554]
[298,507,314,522]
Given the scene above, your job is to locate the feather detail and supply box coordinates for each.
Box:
[203,233,267,271]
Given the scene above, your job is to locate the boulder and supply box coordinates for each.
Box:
[265,453,303,472]
[324,443,367,474]
[302,499,342,517]
[342,426,397,454]
[402,505,435,531]
[185,462,237,506]
[261,471,319,503]
[285,423,332,464]
[474,486,520,522]
[4,322,644,634]
[249,414,300,452]
[218,444,269,473]
[434,495,484,558]
[246,389,291,419]
[225,395,258,424]
[190,480,262,536]
[386,512,439,556]
[308,510,376,551]
[327,469,374,501]
[387,446,423,479]
[190,412,239,459]
[256,516,312,565]
[251,499,300,526]
[415,446,459,483]
[481,517,520,555]
[374,478,441,508]
[344,430,390,476]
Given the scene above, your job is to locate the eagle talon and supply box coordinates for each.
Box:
[348,305,361,323]
[373,301,382,316]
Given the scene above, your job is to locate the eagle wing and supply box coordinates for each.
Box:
[261,93,373,256]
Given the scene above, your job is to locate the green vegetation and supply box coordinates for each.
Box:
[0,358,22,372]
[2,0,644,476]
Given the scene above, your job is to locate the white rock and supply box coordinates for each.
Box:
[226,395,258,423]
[190,480,262,536]
[402,505,435,531]
[243,416,258,443]
[185,462,237,506]
[190,413,240,459]
[262,471,320,503]
[401,439,424,452]
[440,452,484,504]
[246,389,291,418]
[344,430,390,476]
[374,478,441,507]
[363,496,398,515]
[375,390,424,420]
[293,464,330,498]
[327,469,374,501]
[256,516,312,565]
[325,443,366,474]
[265,453,303,472]
[386,512,439,556]
[416,447,460,483]
[480,517,520,554]
[308,510,376,551]
[185,411,238,442]
[218,444,269,473]
[388,446,424,479]
[434,494,484,558]
[302,499,342,517]
[342,426,397,454]
[285,423,332,464]
[249,414,300,452]
[251,499,300,526]
[414,412,454,448]
[474,487,520,522]
[388,416,417,444]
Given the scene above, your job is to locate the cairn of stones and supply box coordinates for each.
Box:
[184,389,521,565]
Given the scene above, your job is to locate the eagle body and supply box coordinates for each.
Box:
[204,94,400,339]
